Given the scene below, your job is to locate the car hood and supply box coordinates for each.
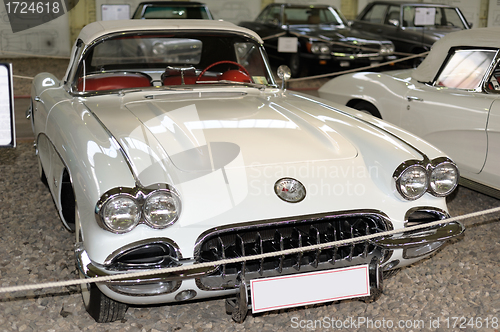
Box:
[81,89,439,260]
[86,90,359,176]
[289,25,386,43]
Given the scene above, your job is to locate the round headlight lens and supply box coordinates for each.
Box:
[381,44,394,54]
[102,196,140,233]
[311,43,330,54]
[430,162,458,196]
[144,190,181,228]
[397,165,428,200]
[152,43,166,56]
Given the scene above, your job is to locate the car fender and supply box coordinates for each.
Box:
[318,70,412,125]
[34,85,137,260]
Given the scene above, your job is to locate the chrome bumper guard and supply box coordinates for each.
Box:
[75,242,212,286]
[370,221,464,249]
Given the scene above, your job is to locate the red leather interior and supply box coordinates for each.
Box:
[78,73,152,92]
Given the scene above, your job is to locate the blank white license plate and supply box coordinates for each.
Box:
[250,265,370,314]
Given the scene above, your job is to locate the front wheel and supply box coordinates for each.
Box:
[81,281,128,323]
[76,208,128,322]
[351,100,382,119]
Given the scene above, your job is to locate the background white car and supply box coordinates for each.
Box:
[29,19,462,323]
[319,26,500,198]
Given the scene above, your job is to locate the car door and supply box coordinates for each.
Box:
[400,49,498,175]
[478,64,500,189]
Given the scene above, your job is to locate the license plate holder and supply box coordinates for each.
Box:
[250,265,370,313]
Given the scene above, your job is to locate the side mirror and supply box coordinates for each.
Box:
[277,65,291,90]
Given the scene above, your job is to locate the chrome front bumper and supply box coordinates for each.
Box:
[75,220,464,293]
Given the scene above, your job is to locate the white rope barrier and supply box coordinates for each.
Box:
[0,205,499,295]
[288,51,429,82]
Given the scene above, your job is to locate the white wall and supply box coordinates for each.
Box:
[488,0,500,27]
[424,0,480,28]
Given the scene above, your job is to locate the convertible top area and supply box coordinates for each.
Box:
[413,26,500,83]
[77,19,263,45]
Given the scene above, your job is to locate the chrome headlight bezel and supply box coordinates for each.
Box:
[395,162,429,200]
[394,158,459,201]
[96,184,182,233]
[143,189,182,229]
[429,159,459,197]
[101,194,141,234]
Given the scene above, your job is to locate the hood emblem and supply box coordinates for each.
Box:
[274,178,306,203]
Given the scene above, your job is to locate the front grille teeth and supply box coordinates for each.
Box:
[195,212,389,290]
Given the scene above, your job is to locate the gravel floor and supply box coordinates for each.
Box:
[1,58,500,331]
[1,143,500,332]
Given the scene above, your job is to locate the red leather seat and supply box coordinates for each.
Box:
[78,73,152,92]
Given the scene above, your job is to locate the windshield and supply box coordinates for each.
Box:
[74,32,275,93]
[435,49,496,89]
[283,7,346,25]
[132,4,211,19]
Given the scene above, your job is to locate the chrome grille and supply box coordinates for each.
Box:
[195,211,389,290]
[332,42,381,55]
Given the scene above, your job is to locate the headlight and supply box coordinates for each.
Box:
[381,44,394,55]
[152,43,167,56]
[102,195,140,233]
[144,190,181,228]
[310,43,331,54]
[396,165,428,200]
[394,158,458,200]
[96,185,182,233]
[429,162,459,196]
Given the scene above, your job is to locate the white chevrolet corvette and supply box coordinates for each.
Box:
[28,19,462,323]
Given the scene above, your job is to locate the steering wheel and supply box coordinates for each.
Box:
[196,60,251,81]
